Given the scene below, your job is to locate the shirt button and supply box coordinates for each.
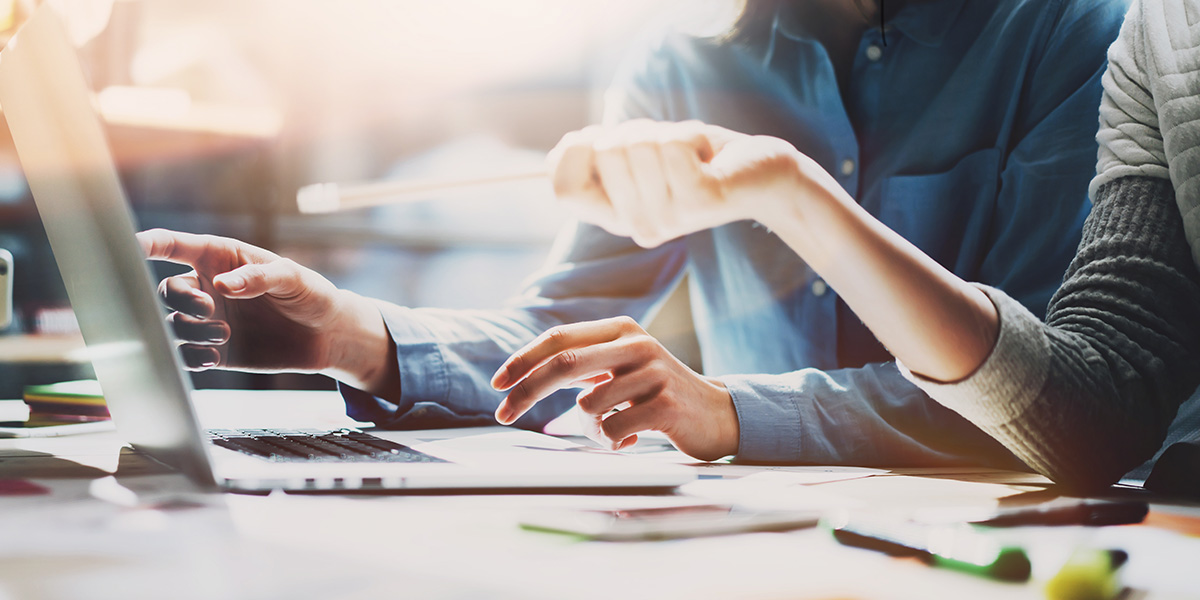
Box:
[840,159,856,176]
[812,279,829,297]
[865,44,883,61]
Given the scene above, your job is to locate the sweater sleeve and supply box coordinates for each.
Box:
[901,176,1200,490]
[1090,0,1169,196]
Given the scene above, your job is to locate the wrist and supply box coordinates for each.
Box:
[705,376,740,459]
[749,148,836,228]
[752,151,859,274]
[322,291,399,397]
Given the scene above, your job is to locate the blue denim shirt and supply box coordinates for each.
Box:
[342,0,1128,467]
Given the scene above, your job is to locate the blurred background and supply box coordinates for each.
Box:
[0,0,734,396]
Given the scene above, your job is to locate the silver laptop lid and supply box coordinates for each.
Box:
[0,6,217,489]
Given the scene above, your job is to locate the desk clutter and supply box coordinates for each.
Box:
[0,390,1197,600]
[22,379,109,422]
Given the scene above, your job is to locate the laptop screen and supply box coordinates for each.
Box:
[0,6,217,488]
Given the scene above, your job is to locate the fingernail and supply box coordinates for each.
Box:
[495,405,512,424]
[222,276,245,292]
[491,370,510,390]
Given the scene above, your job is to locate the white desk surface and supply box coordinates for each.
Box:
[0,389,1196,600]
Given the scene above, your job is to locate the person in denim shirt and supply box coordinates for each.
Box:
[142,0,1128,467]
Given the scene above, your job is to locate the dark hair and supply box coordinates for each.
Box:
[724,1,889,44]
[722,0,786,44]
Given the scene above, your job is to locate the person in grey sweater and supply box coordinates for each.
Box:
[899,0,1200,490]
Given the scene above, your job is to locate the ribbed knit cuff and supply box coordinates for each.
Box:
[897,285,1051,429]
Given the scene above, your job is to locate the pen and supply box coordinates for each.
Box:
[824,513,1032,582]
[972,499,1148,527]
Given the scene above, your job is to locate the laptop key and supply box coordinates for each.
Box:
[207,428,446,463]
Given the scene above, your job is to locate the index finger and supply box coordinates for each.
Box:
[491,316,641,391]
[137,228,277,268]
[136,229,223,266]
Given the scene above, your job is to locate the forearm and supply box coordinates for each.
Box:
[724,363,1023,468]
[755,152,998,382]
[906,177,1200,489]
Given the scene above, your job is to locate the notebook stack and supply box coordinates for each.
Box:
[22,380,110,424]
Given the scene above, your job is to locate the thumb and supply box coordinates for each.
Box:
[212,259,306,300]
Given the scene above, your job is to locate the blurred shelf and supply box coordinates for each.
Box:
[0,333,88,364]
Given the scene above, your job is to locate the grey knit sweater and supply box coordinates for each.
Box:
[903,177,1200,489]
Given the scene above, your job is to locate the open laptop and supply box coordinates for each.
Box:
[0,6,694,493]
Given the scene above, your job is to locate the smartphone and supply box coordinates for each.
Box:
[520,503,820,541]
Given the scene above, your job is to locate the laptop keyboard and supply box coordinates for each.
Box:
[205,428,447,463]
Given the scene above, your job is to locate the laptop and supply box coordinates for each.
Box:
[0,6,694,493]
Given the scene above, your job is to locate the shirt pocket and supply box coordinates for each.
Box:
[879,148,1002,276]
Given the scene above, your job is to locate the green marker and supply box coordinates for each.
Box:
[824,513,1032,583]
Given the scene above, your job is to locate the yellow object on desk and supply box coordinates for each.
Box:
[1044,548,1127,600]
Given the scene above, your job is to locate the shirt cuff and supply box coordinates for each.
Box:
[897,284,1051,428]
[723,375,802,463]
[339,304,450,426]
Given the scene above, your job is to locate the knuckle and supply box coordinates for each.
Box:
[544,327,569,351]
[552,349,579,373]
[613,315,639,332]
[509,380,534,406]
[502,356,526,378]
[240,264,265,281]
[627,139,657,156]
[156,235,176,261]
[557,130,584,148]
[661,138,691,157]
[593,140,625,160]
[630,339,658,362]
[642,361,669,384]
[273,258,301,277]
